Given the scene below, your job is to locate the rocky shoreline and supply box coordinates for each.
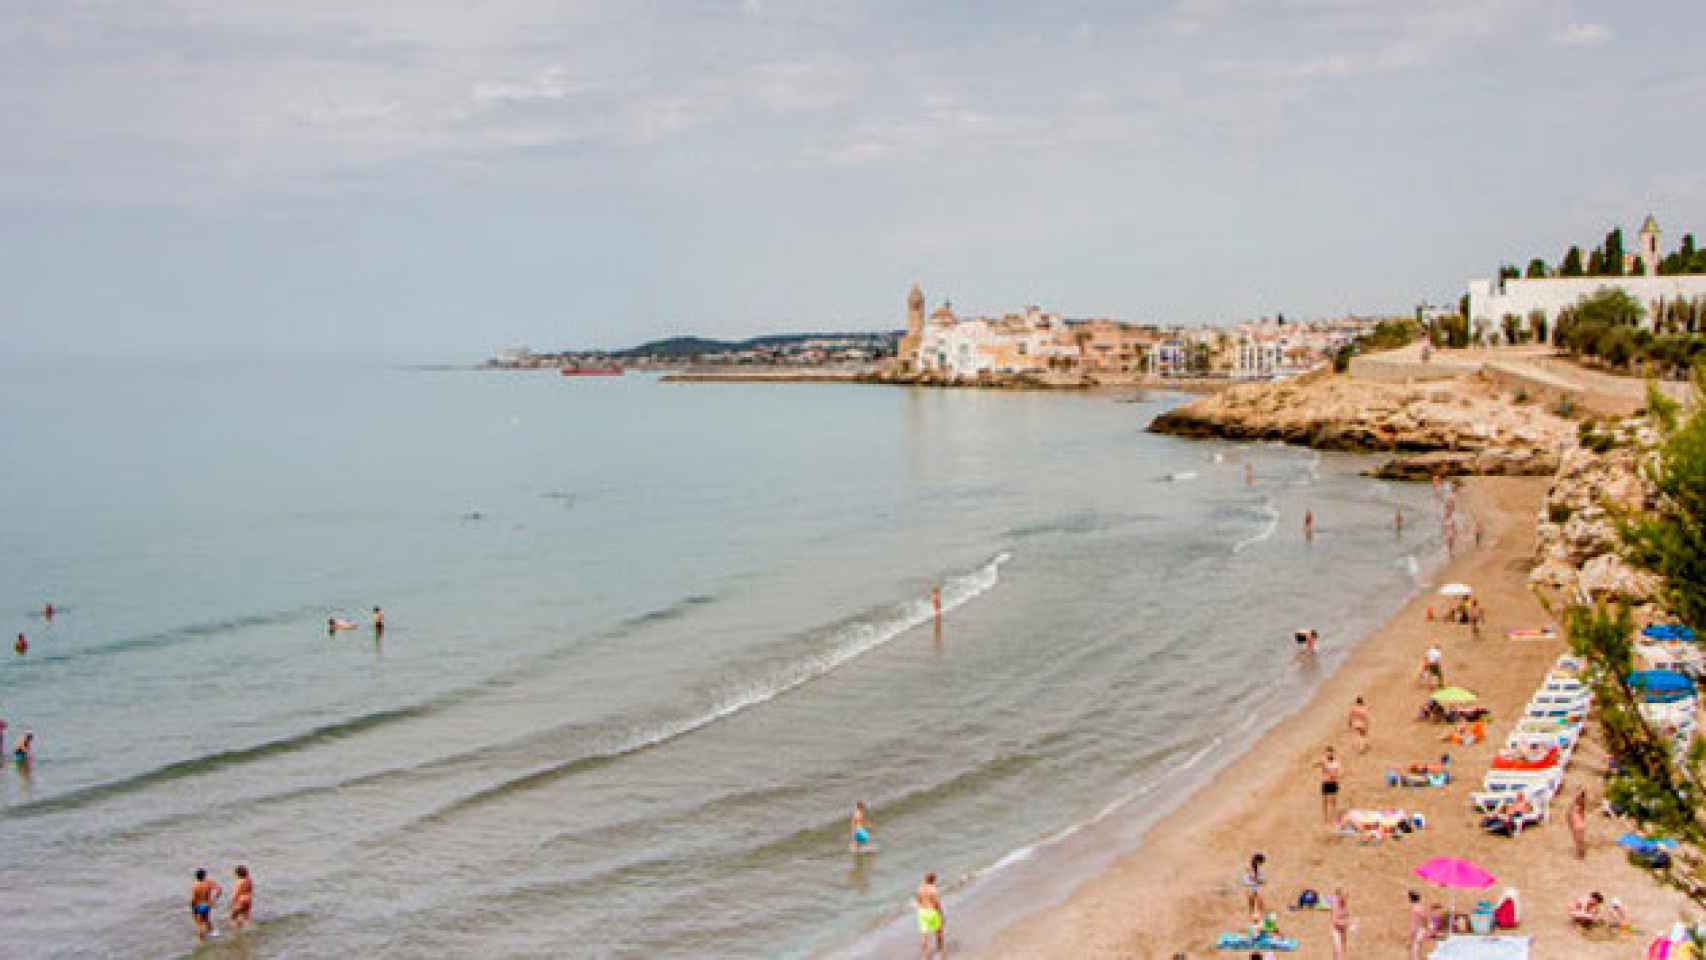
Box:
[1148,370,1571,479]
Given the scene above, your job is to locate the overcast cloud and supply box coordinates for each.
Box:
[3,1,1703,355]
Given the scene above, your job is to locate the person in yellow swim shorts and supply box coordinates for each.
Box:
[916,871,945,958]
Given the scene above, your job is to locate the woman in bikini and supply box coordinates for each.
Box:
[1242,852,1267,920]
[1348,697,1370,754]
[1329,886,1351,959]
[1317,746,1342,825]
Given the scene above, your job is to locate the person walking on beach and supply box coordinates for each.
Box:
[850,801,873,853]
[1245,462,1253,486]
[915,871,945,959]
[1568,789,1588,860]
[1394,506,1404,536]
[1329,885,1351,959]
[189,868,222,942]
[1316,747,1342,825]
[1304,509,1315,543]
[229,865,254,930]
[1348,697,1370,754]
[1242,852,1267,919]
[1408,890,1427,960]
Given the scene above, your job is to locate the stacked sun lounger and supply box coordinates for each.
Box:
[1468,655,1589,823]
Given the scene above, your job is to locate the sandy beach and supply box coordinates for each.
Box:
[982,476,1697,958]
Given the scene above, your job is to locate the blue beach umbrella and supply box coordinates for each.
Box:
[1642,624,1697,641]
[1627,670,1695,693]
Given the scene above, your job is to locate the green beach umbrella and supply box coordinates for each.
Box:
[1431,687,1478,704]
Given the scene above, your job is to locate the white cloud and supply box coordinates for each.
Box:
[472,66,598,105]
[1552,22,1610,47]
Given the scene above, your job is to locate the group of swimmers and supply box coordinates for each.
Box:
[328,606,384,638]
[4,605,54,767]
[189,865,254,942]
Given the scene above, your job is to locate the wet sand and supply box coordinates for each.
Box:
[982,476,1697,958]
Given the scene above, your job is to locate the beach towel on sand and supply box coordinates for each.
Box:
[1216,931,1299,951]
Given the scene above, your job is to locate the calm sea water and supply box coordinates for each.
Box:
[0,359,1443,958]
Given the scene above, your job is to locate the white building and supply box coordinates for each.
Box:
[1468,217,1706,333]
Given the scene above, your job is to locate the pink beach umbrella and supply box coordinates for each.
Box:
[1414,856,1497,921]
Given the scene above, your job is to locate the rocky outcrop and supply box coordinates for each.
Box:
[1367,448,1560,481]
[1527,418,1663,603]
[1148,372,1571,477]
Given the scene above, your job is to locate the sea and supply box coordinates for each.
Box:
[0,358,1446,958]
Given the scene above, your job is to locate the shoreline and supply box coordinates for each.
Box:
[978,475,1696,957]
[831,452,1451,959]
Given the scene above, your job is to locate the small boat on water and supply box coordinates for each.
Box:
[560,365,624,377]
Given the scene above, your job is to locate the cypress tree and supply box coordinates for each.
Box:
[1561,245,1585,277]
[1526,258,1548,278]
[1588,248,1606,275]
[1606,228,1625,275]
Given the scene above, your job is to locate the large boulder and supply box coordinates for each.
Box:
[1577,554,1662,603]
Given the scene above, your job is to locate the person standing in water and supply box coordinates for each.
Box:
[43,603,54,621]
[915,871,945,959]
[931,587,942,621]
[372,606,385,637]
[1304,509,1315,543]
[1245,462,1254,486]
[849,801,873,853]
[1394,506,1404,535]
[229,865,254,930]
[13,731,33,764]
[189,868,222,942]
[14,633,26,655]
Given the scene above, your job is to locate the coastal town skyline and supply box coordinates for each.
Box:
[4,3,1706,357]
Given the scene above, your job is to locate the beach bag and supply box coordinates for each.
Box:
[1296,889,1319,909]
[1494,896,1517,929]
[1634,847,1673,869]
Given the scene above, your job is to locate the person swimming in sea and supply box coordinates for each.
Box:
[850,801,873,853]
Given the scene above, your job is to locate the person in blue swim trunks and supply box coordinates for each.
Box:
[190,868,223,942]
[849,801,873,853]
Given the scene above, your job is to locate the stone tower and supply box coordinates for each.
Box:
[896,282,926,372]
[1640,215,1661,277]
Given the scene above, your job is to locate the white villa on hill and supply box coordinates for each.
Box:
[1469,216,1706,333]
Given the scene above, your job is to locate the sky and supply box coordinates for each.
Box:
[3,0,1705,357]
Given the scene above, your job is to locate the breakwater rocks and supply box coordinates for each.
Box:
[1148,372,1570,477]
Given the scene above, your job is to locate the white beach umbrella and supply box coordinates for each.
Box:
[1439,583,1473,597]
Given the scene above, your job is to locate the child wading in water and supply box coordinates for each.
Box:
[849,801,873,853]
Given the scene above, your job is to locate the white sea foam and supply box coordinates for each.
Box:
[597,553,1012,762]
[1232,497,1281,555]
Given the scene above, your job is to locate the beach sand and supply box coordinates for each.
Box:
[981,476,1697,958]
